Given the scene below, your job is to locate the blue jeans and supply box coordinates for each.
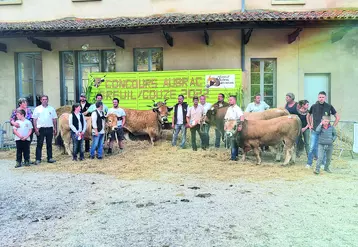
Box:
[172,124,186,148]
[230,137,239,160]
[307,130,326,166]
[215,128,223,148]
[71,131,84,159]
[90,133,104,158]
[315,144,333,172]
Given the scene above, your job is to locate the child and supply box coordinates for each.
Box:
[13,109,33,168]
[314,116,337,174]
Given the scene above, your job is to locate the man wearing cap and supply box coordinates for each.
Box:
[79,93,91,116]
[78,93,92,152]
[285,93,299,115]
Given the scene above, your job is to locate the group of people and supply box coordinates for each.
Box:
[10,95,58,168]
[284,91,339,174]
[171,93,244,156]
[65,93,126,161]
[9,93,126,168]
[171,90,340,174]
[10,90,339,174]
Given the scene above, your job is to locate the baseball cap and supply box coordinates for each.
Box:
[80,93,86,97]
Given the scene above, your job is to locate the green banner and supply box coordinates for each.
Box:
[88,69,242,110]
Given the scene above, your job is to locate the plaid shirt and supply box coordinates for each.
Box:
[10,107,33,122]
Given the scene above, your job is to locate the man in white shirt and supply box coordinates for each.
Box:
[245,94,270,113]
[32,95,58,164]
[171,95,188,148]
[224,95,244,161]
[107,98,126,154]
[90,101,106,159]
[199,95,212,149]
[187,96,205,151]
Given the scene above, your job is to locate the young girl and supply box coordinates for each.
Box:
[13,109,33,168]
[69,103,87,161]
[314,116,337,174]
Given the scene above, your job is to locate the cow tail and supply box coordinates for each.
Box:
[55,129,64,148]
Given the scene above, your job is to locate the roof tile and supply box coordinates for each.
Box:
[0,9,357,33]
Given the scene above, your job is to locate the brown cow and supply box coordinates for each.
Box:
[224,115,302,165]
[204,107,289,148]
[123,101,173,145]
[56,113,118,155]
[244,108,290,161]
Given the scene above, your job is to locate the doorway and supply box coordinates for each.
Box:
[304,73,330,105]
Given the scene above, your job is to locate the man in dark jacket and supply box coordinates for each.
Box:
[78,93,91,152]
[79,93,91,116]
[213,93,229,148]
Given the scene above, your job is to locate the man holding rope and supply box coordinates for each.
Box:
[107,98,126,154]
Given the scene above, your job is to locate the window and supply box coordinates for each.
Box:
[61,52,76,106]
[60,50,115,105]
[0,0,22,5]
[102,50,116,72]
[271,0,305,5]
[250,59,277,107]
[134,48,163,72]
[16,53,43,107]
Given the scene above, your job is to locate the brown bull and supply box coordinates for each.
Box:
[204,107,289,147]
[225,115,302,165]
[56,113,118,155]
[123,101,173,145]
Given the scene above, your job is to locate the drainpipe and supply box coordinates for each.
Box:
[240,0,246,107]
[241,0,246,71]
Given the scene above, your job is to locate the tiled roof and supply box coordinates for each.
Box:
[0,9,357,33]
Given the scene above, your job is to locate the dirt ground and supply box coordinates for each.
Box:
[0,138,358,247]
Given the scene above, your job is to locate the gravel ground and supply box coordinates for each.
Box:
[1,159,358,247]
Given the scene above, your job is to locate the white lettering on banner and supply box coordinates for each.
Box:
[205,75,235,89]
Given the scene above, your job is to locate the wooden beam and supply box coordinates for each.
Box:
[162,31,173,47]
[109,35,125,49]
[331,27,352,43]
[0,42,7,53]
[27,37,52,51]
[243,28,253,45]
[204,30,209,45]
[288,28,302,44]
